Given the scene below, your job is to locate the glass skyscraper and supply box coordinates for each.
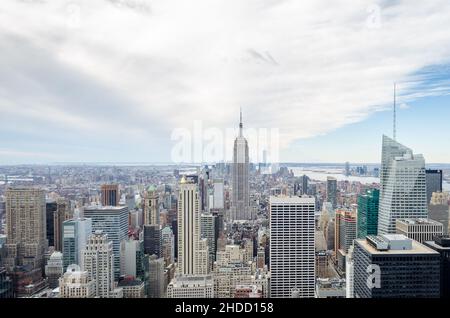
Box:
[83,206,128,280]
[357,189,379,238]
[378,135,427,234]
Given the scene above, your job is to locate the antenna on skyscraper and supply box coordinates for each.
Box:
[239,107,243,137]
[393,83,397,141]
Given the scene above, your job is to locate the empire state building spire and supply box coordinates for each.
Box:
[239,108,243,137]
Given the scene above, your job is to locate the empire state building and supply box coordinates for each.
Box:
[231,110,250,221]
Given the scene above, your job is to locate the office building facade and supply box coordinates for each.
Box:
[83,206,128,280]
[269,196,315,298]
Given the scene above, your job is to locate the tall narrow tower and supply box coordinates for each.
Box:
[5,187,47,271]
[231,109,250,221]
[177,177,207,275]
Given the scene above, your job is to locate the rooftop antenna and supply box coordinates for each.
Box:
[393,83,397,141]
[239,107,243,137]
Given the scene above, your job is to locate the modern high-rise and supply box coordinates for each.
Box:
[345,246,354,298]
[143,186,159,225]
[231,111,250,221]
[83,206,128,280]
[357,189,379,238]
[213,179,224,209]
[353,234,440,298]
[82,231,115,298]
[269,196,315,298]
[101,184,119,207]
[429,192,450,233]
[326,177,338,209]
[335,209,357,272]
[54,198,71,252]
[424,235,450,298]
[378,136,427,234]
[46,201,57,247]
[148,255,165,298]
[426,169,443,204]
[396,218,443,243]
[161,226,175,266]
[120,237,146,280]
[62,217,92,271]
[301,175,309,195]
[59,264,95,298]
[143,225,161,257]
[4,188,47,271]
[201,213,218,267]
[177,177,204,275]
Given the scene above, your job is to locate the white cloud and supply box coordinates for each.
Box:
[1,0,450,162]
[399,103,410,110]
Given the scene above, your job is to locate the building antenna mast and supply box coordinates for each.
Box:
[393,83,397,141]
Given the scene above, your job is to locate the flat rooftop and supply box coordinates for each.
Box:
[84,205,128,211]
[397,218,443,226]
[270,195,315,204]
[357,238,439,255]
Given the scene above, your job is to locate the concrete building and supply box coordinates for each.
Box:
[148,255,165,298]
[426,170,443,204]
[82,231,116,298]
[396,218,444,243]
[269,196,315,298]
[167,275,214,298]
[235,285,262,298]
[53,198,71,252]
[213,179,224,209]
[429,192,450,233]
[353,234,440,298]
[252,270,270,298]
[101,184,119,207]
[59,264,95,298]
[177,177,207,275]
[345,245,354,298]
[315,278,346,298]
[117,277,145,298]
[256,246,265,269]
[161,226,175,266]
[120,237,145,280]
[83,206,128,280]
[315,251,329,278]
[143,186,159,226]
[335,209,357,272]
[214,262,253,298]
[45,252,63,289]
[4,188,47,271]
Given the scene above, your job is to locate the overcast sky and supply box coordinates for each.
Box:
[1,0,450,164]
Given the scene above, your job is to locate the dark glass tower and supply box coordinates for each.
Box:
[357,189,380,238]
